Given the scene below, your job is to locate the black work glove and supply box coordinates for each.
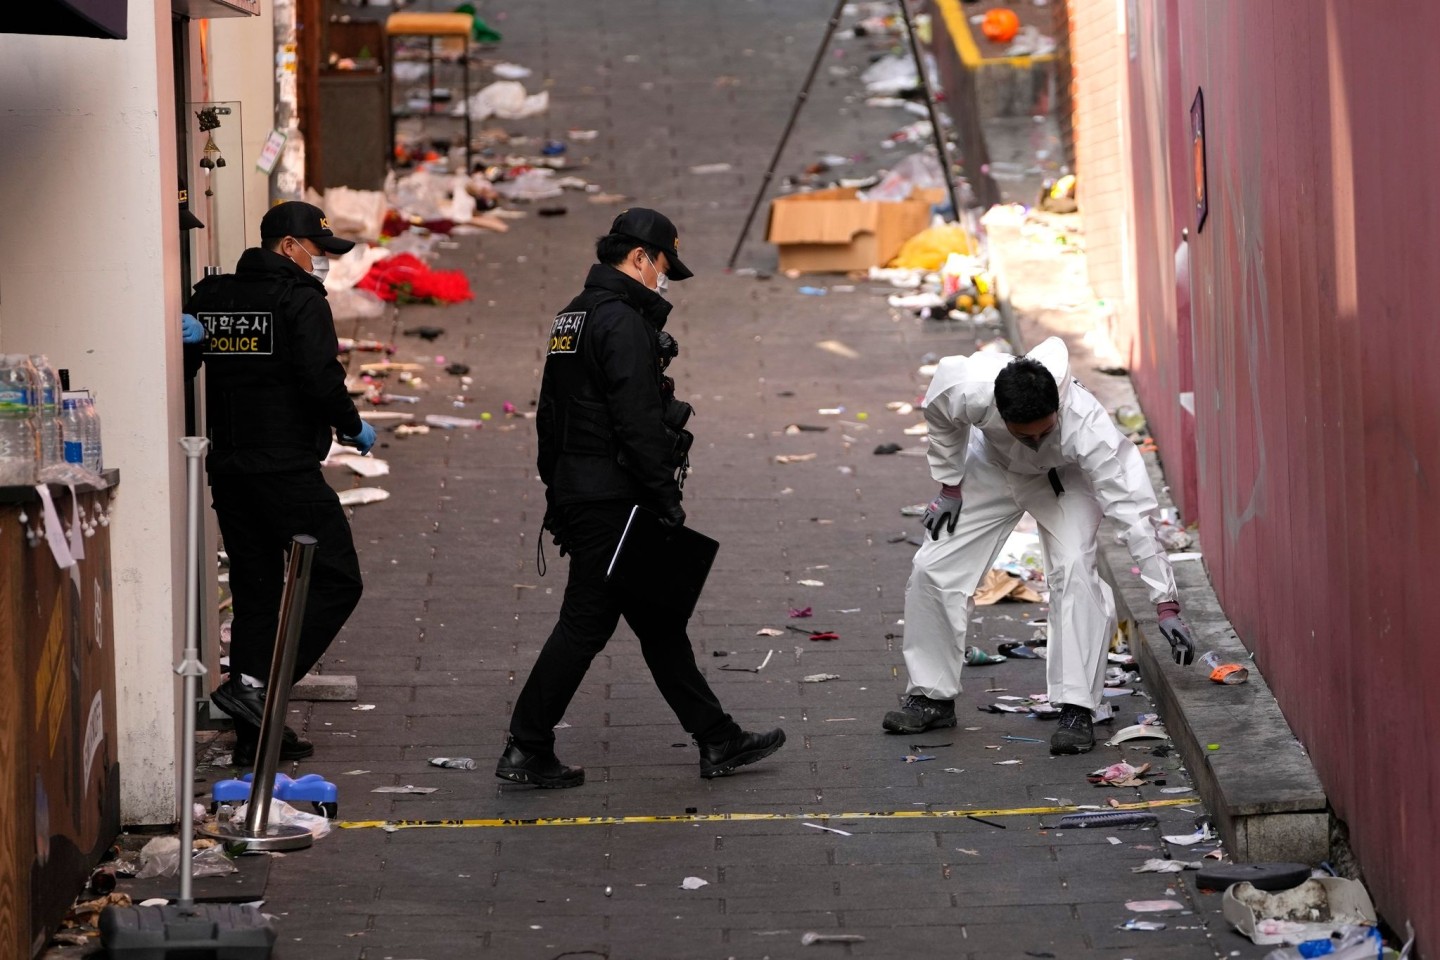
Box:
[659,502,686,528]
[1157,602,1194,665]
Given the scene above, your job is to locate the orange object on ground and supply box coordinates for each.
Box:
[981,8,1020,43]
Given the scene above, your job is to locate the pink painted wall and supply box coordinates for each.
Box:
[1116,2,1440,951]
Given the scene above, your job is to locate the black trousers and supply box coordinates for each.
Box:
[211,470,363,686]
[509,499,740,752]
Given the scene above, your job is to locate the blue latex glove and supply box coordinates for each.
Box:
[181,313,204,344]
[339,421,377,456]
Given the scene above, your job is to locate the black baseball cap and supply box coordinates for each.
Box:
[608,208,692,281]
[179,177,204,231]
[259,200,356,255]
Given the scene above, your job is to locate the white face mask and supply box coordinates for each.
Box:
[642,251,669,296]
[288,240,329,283]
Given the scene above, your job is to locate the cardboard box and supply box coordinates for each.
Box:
[766,187,943,273]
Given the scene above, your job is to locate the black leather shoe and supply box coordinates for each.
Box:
[232,726,315,767]
[495,738,584,788]
[211,678,268,730]
[699,728,786,779]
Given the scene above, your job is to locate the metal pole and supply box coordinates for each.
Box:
[898,0,963,220]
[242,534,316,838]
[176,437,211,907]
[725,0,849,270]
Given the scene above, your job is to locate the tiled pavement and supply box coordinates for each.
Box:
[206,2,1274,957]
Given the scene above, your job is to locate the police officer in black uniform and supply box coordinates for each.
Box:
[497,208,786,788]
[183,200,374,767]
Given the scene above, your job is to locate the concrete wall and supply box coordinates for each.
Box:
[1112,1,1440,950]
[0,5,188,825]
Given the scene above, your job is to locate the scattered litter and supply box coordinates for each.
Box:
[964,645,1006,666]
[1126,900,1185,913]
[324,452,390,478]
[1117,919,1167,932]
[351,704,376,711]
[1055,811,1159,830]
[1001,735,1044,744]
[756,627,785,637]
[424,414,484,429]
[1160,786,1195,795]
[1107,837,1124,846]
[394,423,431,437]
[371,785,438,794]
[801,674,841,683]
[1223,878,1378,946]
[428,758,477,770]
[802,822,852,836]
[337,487,390,506]
[342,769,370,775]
[802,932,866,946]
[796,579,825,587]
[1164,823,1219,846]
[775,453,817,464]
[974,569,1043,605]
[966,815,1006,830]
[873,443,903,455]
[1168,552,1203,562]
[789,607,813,618]
[680,876,709,890]
[956,847,979,856]
[492,62,532,79]
[993,759,1023,766]
[1089,762,1151,787]
[815,339,861,359]
[716,649,775,674]
[1134,859,1202,874]
[904,754,935,763]
[798,286,828,296]
[689,163,733,175]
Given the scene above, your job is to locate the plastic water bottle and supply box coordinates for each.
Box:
[61,395,86,466]
[1198,650,1249,685]
[29,355,63,471]
[80,393,103,473]
[0,354,39,485]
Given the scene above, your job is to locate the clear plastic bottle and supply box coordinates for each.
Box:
[28,355,63,471]
[79,392,103,473]
[1198,650,1249,684]
[61,394,86,466]
[0,354,39,485]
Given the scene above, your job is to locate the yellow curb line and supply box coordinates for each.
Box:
[337,797,1196,831]
[933,0,1058,70]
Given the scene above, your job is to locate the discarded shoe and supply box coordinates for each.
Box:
[495,738,584,789]
[210,678,269,730]
[232,726,315,766]
[964,645,1007,666]
[882,694,957,734]
[1050,704,1096,755]
[699,728,786,779]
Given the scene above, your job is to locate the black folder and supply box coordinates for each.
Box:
[605,505,719,622]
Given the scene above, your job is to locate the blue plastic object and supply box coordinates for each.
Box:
[212,772,338,813]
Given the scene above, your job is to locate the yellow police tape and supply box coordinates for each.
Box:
[337,797,1196,832]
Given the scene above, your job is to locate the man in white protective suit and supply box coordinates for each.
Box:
[882,337,1195,754]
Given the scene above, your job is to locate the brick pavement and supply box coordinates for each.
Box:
[216,2,1276,957]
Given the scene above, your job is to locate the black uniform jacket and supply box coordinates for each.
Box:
[185,247,363,475]
[537,264,683,512]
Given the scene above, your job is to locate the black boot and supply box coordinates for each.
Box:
[698,728,786,779]
[1049,704,1095,755]
[495,737,584,788]
[881,694,957,734]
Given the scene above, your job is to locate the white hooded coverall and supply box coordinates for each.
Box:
[902,337,1177,711]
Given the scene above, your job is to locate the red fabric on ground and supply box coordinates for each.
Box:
[357,253,473,304]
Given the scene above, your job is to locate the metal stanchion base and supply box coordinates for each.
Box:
[200,821,314,852]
